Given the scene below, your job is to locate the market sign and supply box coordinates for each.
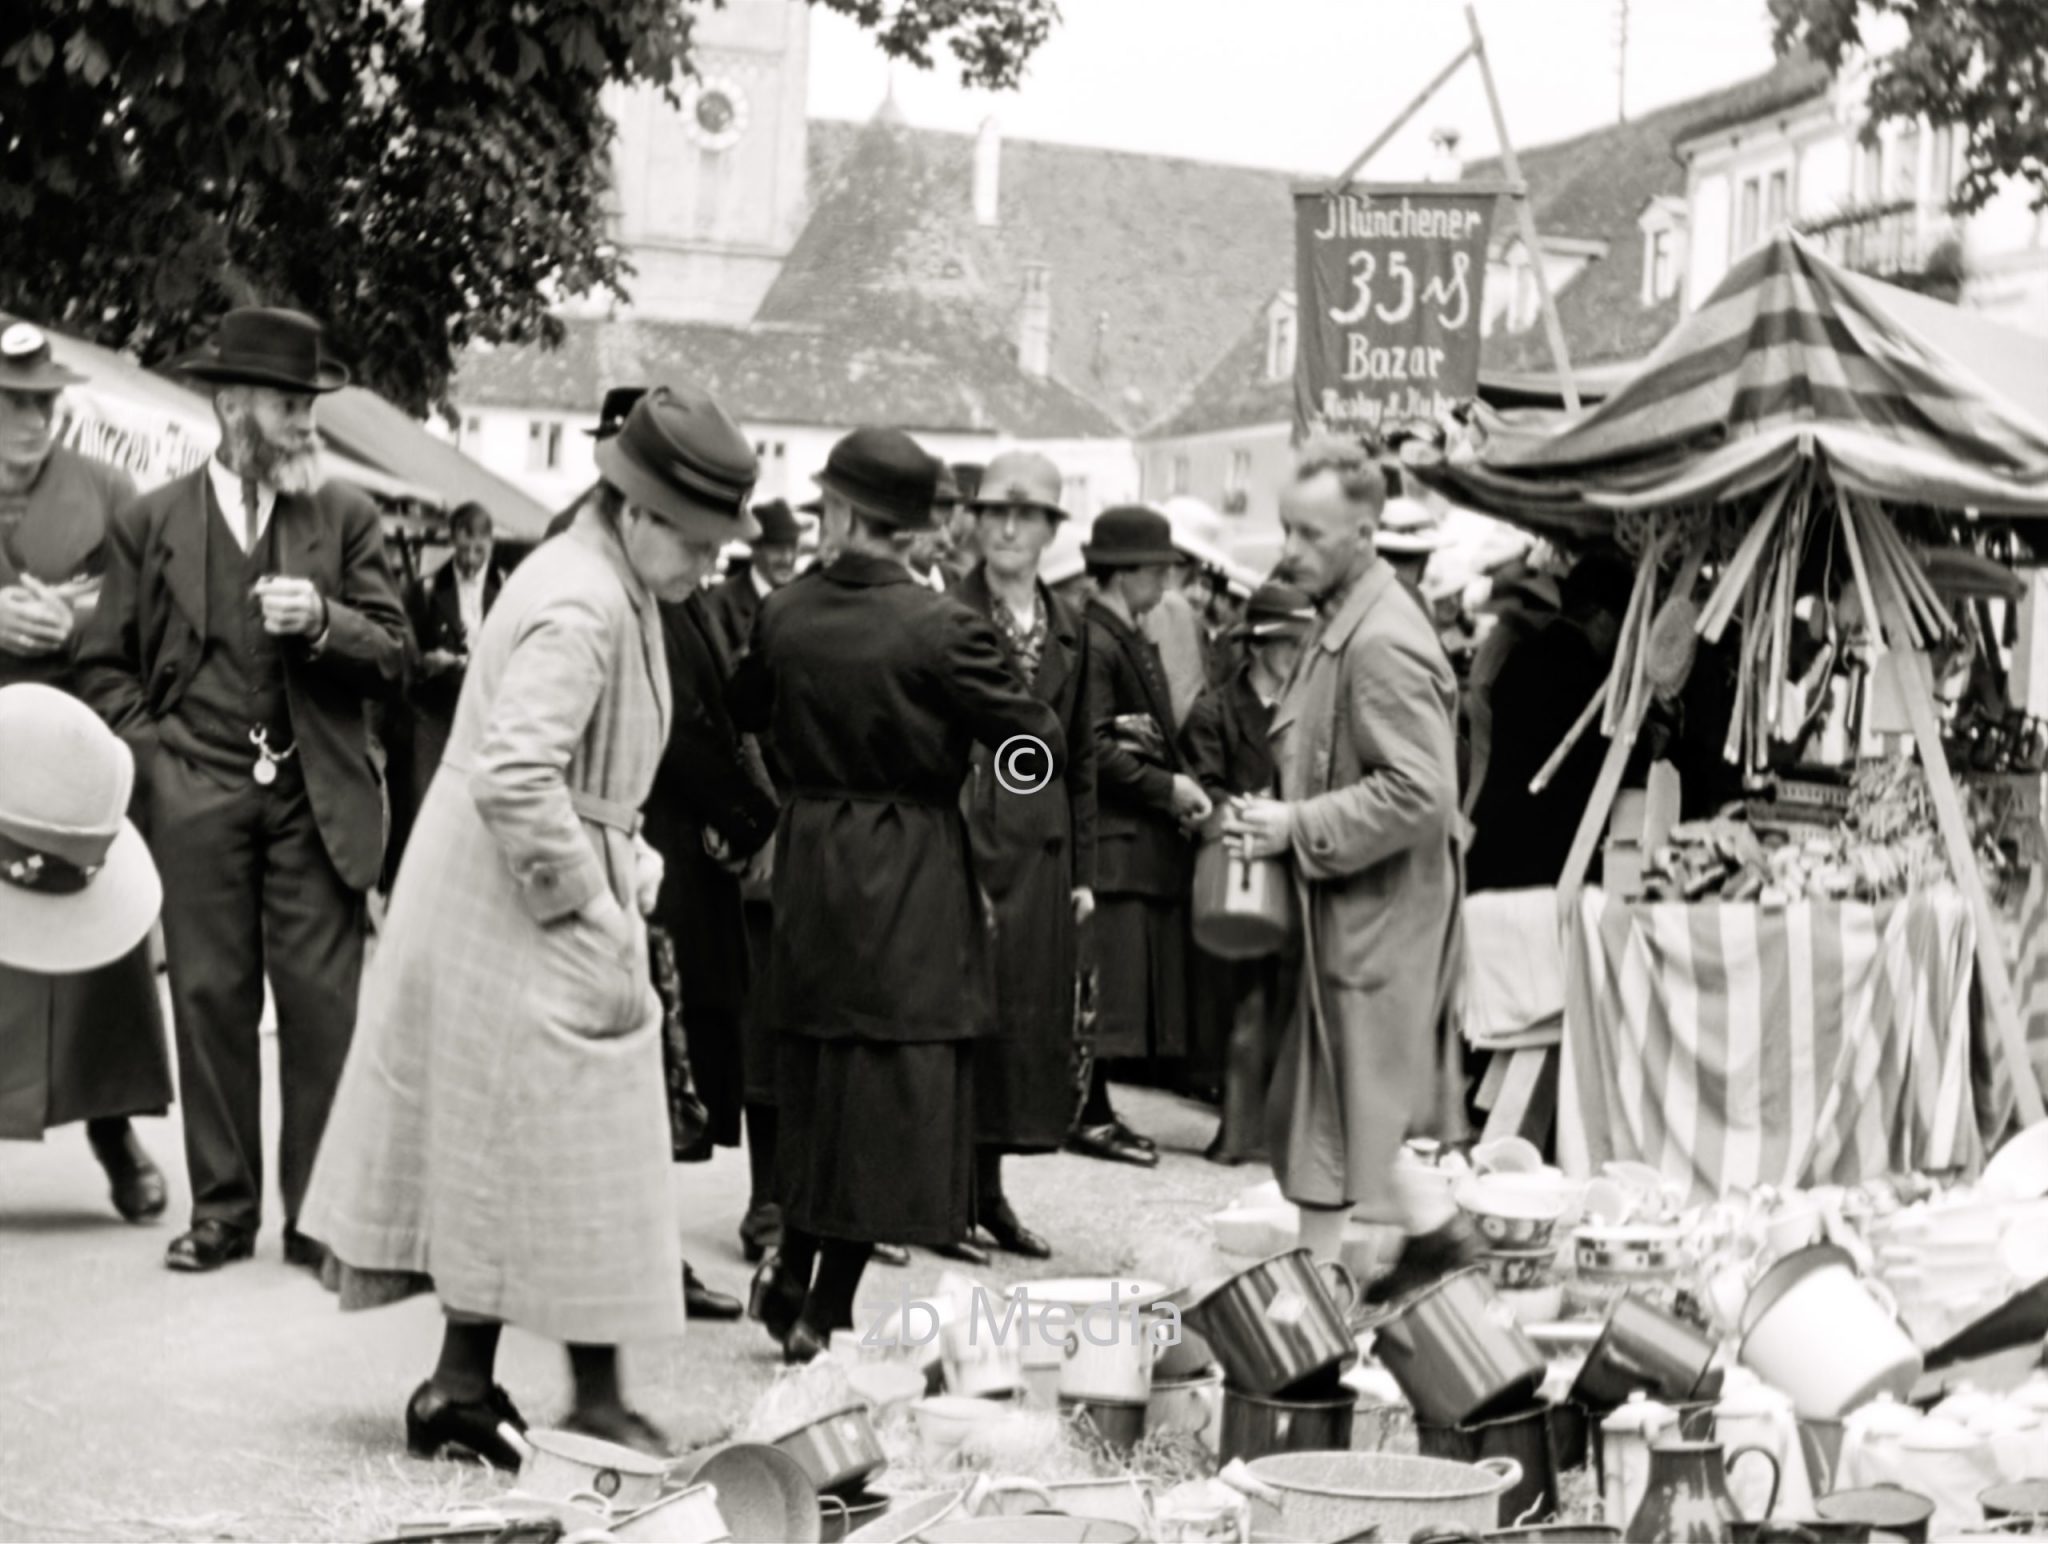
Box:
[1293,183,1497,439]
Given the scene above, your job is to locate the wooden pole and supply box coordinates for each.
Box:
[1467,3,1581,413]
[1872,570,2047,1126]
[1326,40,1479,192]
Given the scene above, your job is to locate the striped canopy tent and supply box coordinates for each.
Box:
[1412,231,2048,537]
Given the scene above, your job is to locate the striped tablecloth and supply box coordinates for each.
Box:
[1559,886,1983,1201]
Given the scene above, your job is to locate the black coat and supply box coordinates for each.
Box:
[1086,598,1191,899]
[697,568,762,677]
[953,566,1097,1149]
[729,551,1064,1044]
[643,593,780,1145]
[1181,663,1278,802]
[403,558,503,724]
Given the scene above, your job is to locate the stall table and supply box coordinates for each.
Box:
[1559,885,1984,1200]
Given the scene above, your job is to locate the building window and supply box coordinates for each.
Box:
[1738,177,1761,251]
[1226,448,1252,495]
[1266,302,1297,382]
[1171,455,1190,496]
[461,415,482,447]
[1766,170,1788,230]
[527,421,562,473]
[1893,127,1921,201]
[1647,230,1674,301]
[1857,138,1886,203]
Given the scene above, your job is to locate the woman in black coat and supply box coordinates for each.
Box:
[951,453,1097,1257]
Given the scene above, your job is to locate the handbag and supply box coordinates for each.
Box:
[648,924,714,1162]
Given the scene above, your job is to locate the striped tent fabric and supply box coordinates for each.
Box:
[1415,232,2048,531]
[1559,886,1983,1201]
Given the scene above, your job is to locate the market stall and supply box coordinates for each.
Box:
[1409,230,2048,1188]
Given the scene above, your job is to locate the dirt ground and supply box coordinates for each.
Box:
[0,1033,1251,1544]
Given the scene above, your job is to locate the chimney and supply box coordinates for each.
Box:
[1019,264,1051,379]
[1427,126,1463,184]
[974,116,1001,226]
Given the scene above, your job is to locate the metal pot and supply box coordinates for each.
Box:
[610,1484,733,1544]
[817,1492,891,1544]
[1059,1395,1147,1454]
[1569,1293,1719,1414]
[1192,836,1296,960]
[1418,1401,1560,1528]
[1219,1386,1356,1464]
[774,1404,888,1496]
[519,1428,671,1512]
[1244,1451,1523,1542]
[1181,1249,1359,1397]
[1372,1266,1546,1427]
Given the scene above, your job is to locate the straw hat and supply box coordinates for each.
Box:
[1375,496,1449,556]
[0,685,162,973]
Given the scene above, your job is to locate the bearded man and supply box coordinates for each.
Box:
[0,321,175,1221]
[78,307,409,1274]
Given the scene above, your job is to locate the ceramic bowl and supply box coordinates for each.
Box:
[1458,1179,1566,1250]
[911,1396,1012,1454]
[1573,1223,1685,1278]
[1482,1248,1556,1292]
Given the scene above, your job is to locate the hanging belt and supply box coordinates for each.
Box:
[440,752,643,835]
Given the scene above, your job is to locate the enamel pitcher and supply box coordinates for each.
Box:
[1624,1438,1781,1543]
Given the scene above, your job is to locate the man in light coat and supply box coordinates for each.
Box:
[1221,435,1473,1306]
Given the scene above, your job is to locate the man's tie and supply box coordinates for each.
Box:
[241,478,261,552]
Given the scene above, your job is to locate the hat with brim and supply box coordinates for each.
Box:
[174,307,349,393]
[1376,528,1449,556]
[812,427,943,532]
[0,322,86,392]
[1082,504,1181,568]
[595,383,761,543]
[0,685,162,974]
[750,498,801,546]
[585,385,647,440]
[1231,580,1318,641]
[969,450,1067,522]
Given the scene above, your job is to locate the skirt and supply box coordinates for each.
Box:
[740,900,778,1106]
[0,944,173,1139]
[1087,895,1189,1061]
[776,1035,973,1246]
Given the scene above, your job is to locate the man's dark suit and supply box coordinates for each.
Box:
[388,557,502,875]
[697,565,764,676]
[77,470,409,1236]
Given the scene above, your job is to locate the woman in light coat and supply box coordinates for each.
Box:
[300,387,760,1461]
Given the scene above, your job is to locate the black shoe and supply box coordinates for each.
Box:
[748,1255,807,1343]
[684,1264,743,1321]
[935,1238,991,1267]
[1361,1216,1484,1311]
[1066,1123,1159,1168]
[872,1242,911,1268]
[165,1220,255,1273]
[739,1202,782,1265]
[980,1201,1052,1260]
[406,1380,530,1471]
[1202,1133,1267,1167]
[87,1120,167,1224]
[1111,1118,1157,1153]
[782,1319,828,1366]
[283,1227,327,1272]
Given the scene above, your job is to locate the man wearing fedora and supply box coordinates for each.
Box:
[698,496,801,672]
[1180,580,1316,1166]
[731,426,1063,1361]
[0,322,174,1221]
[542,386,645,541]
[950,449,1097,1261]
[1075,505,1214,1168]
[77,305,409,1274]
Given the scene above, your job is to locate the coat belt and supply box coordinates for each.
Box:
[440,753,643,835]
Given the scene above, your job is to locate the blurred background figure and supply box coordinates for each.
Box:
[1460,558,1562,820]
[699,498,801,671]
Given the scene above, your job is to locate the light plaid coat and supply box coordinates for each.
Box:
[301,510,682,1344]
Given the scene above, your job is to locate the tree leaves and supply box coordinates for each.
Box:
[0,0,1056,414]
[1772,0,2048,214]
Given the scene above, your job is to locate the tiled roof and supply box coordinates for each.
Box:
[1149,53,1835,432]
[761,119,1302,432]
[452,308,1119,438]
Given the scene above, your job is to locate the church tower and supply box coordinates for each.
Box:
[597,0,811,324]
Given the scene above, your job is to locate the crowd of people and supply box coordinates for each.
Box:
[0,302,1628,1462]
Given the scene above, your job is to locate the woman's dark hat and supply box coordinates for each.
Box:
[1233,580,1318,640]
[0,322,86,392]
[750,499,801,546]
[1082,505,1180,568]
[174,307,349,393]
[812,427,943,531]
[586,385,647,440]
[594,384,761,543]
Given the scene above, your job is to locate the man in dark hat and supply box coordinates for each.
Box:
[1073,505,1214,1168]
[0,320,176,1221]
[698,498,800,672]
[731,426,1062,1361]
[541,386,648,540]
[78,305,409,1274]
[1180,580,1316,1165]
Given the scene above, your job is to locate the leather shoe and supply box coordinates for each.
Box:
[782,1319,827,1365]
[872,1242,911,1268]
[165,1220,255,1273]
[1361,1216,1483,1311]
[87,1120,166,1224]
[1066,1123,1158,1168]
[406,1380,530,1471]
[935,1238,991,1267]
[748,1255,807,1343]
[980,1201,1052,1260]
[283,1227,327,1271]
[685,1265,743,1320]
[1111,1118,1157,1153]
[738,1201,782,1265]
